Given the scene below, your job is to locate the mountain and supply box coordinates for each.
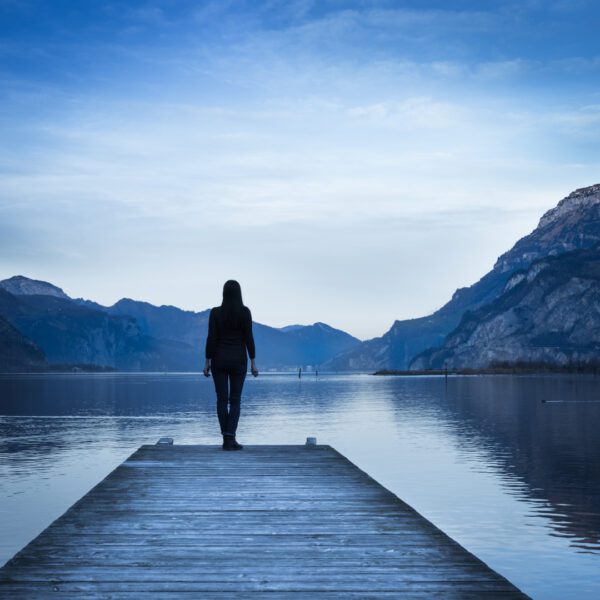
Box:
[279,322,360,365]
[0,288,190,370]
[279,324,306,332]
[106,298,211,348]
[0,279,360,370]
[0,314,47,372]
[0,275,70,299]
[412,247,600,369]
[325,183,600,371]
[103,302,359,369]
[101,299,359,368]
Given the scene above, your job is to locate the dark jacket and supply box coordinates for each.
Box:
[205,306,256,363]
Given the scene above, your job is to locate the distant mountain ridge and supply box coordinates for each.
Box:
[279,324,305,332]
[279,322,359,365]
[0,280,360,371]
[325,183,600,371]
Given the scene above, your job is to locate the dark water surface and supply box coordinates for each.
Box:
[1,373,599,598]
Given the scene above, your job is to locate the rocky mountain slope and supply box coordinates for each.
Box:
[0,314,47,372]
[0,280,360,371]
[412,247,600,369]
[0,288,183,370]
[0,275,69,299]
[325,183,600,370]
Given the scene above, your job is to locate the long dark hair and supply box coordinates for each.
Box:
[221,280,245,327]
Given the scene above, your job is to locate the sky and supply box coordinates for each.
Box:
[1,0,599,339]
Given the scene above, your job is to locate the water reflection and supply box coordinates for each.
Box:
[443,376,600,551]
[1,373,599,599]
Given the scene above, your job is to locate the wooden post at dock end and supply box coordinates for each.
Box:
[156,437,174,445]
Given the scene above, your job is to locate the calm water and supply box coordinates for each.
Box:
[1,373,599,598]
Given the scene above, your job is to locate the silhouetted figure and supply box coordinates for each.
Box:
[204,280,258,451]
[298,367,302,379]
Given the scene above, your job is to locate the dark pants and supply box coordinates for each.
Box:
[211,360,247,436]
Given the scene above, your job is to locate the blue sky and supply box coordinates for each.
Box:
[1,0,599,339]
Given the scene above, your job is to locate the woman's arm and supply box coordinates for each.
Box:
[244,308,258,377]
[203,358,211,377]
[250,357,258,377]
[204,308,216,376]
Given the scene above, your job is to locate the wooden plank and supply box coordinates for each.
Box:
[0,584,526,600]
[0,445,529,598]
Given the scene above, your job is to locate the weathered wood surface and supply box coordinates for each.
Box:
[0,445,529,598]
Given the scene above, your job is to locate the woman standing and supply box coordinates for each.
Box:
[203,280,258,450]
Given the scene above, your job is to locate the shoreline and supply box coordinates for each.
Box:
[374,366,600,376]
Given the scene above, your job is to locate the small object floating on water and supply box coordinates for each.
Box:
[156,437,174,445]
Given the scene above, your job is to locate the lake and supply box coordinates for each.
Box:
[1,372,599,598]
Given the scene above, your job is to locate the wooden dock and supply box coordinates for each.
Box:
[0,444,529,598]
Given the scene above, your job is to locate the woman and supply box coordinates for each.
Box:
[203,280,258,450]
